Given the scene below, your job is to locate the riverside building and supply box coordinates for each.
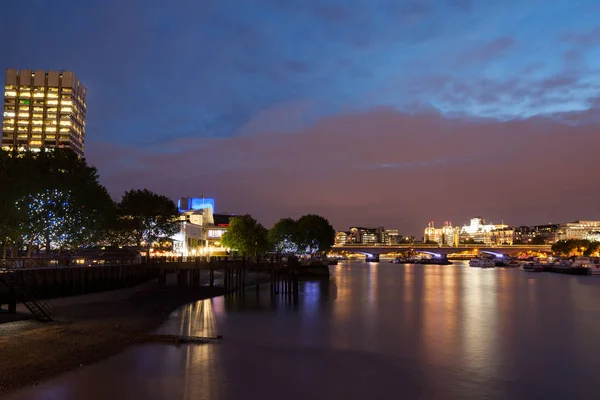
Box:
[2,69,87,157]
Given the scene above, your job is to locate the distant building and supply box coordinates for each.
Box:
[560,221,600,241]
[514,224,560,244]
[335,231,349,245]
[2,68,87,157]
[424,221,458,246]
[425,217,512,246]
[383,229,399,245]
[348,226,385,244]
[171,197,234,256]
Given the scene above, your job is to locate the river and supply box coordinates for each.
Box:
[8,261,600,400]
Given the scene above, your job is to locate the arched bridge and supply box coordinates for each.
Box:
[334,244,552,257]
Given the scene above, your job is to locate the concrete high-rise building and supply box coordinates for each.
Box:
[2,69,87,157]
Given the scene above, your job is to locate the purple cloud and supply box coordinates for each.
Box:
[87,108,600,235]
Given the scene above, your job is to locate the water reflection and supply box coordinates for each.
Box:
[9,261,600,400]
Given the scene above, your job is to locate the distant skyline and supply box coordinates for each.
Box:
[2,1,600,235]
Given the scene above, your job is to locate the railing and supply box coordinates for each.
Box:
[0,255,279,270]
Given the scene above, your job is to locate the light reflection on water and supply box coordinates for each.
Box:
[8,261,600,400]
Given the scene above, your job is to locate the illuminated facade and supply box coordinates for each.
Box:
[424,222,459,246]
[560,221,600,241]
[171,198,234,256]
[2,69,86,157]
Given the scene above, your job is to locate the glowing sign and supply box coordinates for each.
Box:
[178,197,215,212]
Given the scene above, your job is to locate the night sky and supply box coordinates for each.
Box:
[2,1,600,235]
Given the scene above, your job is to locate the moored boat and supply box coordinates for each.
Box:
[469,258,496,268]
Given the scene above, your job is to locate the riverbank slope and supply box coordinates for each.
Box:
[0,283,226,395]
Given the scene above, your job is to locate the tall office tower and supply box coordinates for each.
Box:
[2,69,87,157]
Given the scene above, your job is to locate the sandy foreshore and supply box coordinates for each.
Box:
[0,283,226,395]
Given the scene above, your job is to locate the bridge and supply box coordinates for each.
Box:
[333,244,552,258]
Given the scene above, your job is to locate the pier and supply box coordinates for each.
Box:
[0,256,302,321]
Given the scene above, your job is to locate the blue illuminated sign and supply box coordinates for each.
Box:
[178,197,215,213]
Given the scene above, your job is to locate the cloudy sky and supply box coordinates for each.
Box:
[2,0,600,235]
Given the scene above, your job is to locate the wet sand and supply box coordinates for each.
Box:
[0,283,226,395]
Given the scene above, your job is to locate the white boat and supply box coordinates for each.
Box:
[571,257,600,275]
[469,258,496,268]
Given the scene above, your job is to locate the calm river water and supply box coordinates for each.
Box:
[9,261,600,400]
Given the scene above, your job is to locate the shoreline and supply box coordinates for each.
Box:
[0,284,226,395]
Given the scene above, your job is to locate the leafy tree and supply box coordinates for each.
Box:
[531,235,546,245]
[220,214,268,257]
[295,214,335,256]
[586,241,600,256]
[268,218,299,254]
[0,150,26,256]
[1,149,114,254]
[552,239,592,256]
[118,189,179,257]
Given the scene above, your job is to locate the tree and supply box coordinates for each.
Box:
[295,214,335,256]
[552,239,592,256]
[220,215,268,257]
[586,241,600,256]
[0,150,26,256]
[531,235,546,245]
[1,149,114,254]
[118,189,179,257]
[268,218,299,254]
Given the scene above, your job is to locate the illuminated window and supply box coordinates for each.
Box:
[32,127,42,133]
[18,120,29,125]
[47,100,59,105]
[32,113,43,119]
[5,105,16,111]
[45,126,57,132]
[62,88,72,93]
[60,107,72,113]
[60,99,72,106]
[19,99,30,105]
[32,120,43,125]
[4,91,17,97]
[31,140,42,145]
[45,120,57,125]
[47,107,58,113]
[33,106,43,112]
[17,127,28,132]
[19,92,31,98]
[4,85,16,90]
[33,92,45,98]
[33,99,44,105]
[59,120,71,126]
[46,93,58,99]
[48,87,58,92]
[2,125,14,131]
[4,118,15,124]
[3,111,15,117]
[18,112,29,118]
[17,134,28,139]
[59,127,70,133]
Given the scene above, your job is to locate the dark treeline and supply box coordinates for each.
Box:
[221,214,335,258]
